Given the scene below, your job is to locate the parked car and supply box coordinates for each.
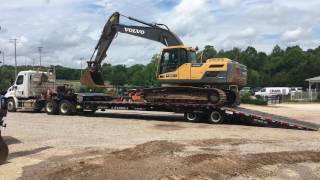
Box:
[290,87,303,94]
[240,87,253,95]
[254,87,290,98]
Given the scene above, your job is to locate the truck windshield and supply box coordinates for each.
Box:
[16,75,24,85]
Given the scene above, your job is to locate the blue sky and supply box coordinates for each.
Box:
[0,0,319,68]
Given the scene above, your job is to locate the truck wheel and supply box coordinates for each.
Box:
[0,134,8,165]
[45,101,58,115]
[208,110,224,124]
[59,100,75,115]
[184,112,200,123]
[7,99,16,112]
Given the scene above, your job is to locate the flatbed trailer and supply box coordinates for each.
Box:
[57,94,320,131]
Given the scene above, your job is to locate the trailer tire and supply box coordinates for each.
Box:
[59,100,75,115]
[208,110,224,124]
[0,134,8,165]
[184,112,200,123]
[7,99,16,112]
[45,101,58,115]
[33,101,44,112]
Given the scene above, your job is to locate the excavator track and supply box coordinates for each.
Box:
[143,86,227,106]
[0,132,8,165]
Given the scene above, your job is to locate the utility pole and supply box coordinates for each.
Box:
[0,51,4,65]
[80,57,84,76]
[9,38,18,78]
[38,46,43,67]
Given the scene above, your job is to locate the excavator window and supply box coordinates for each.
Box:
[160,48,188,74]
[188,51,199,63]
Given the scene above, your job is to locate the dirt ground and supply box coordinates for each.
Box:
[0,103,320,180]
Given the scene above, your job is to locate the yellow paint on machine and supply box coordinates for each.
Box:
[158,58,230,80]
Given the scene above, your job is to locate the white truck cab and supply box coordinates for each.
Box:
[5,69,55,112]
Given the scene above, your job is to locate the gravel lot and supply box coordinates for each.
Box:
[0,103,320,180]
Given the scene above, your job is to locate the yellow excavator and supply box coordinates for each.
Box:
[81,12,247,106]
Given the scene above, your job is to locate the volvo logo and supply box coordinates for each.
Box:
[124,27,145,35]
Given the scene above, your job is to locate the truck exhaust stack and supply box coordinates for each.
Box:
[80,70,105,88]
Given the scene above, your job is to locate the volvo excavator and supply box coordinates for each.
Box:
[81,12,247,106]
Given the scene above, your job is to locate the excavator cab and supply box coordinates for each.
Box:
[159,46,198,75]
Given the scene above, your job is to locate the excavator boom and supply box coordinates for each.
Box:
[80,12,183,88]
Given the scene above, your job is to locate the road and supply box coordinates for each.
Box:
[0,103,320,180]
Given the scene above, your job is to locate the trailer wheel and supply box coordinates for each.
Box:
[7,99,16,112]
[208,110,224,124]
[184,112,200,123]
[58,100,75,115]
[0,134,8,165]
[33,101,44,112]
[45,101,58,115]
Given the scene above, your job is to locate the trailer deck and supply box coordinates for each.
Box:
[82,100,320,131]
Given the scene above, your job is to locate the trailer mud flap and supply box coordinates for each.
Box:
[0,132,8,164]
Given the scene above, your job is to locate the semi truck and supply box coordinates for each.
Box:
[4,68,320,131]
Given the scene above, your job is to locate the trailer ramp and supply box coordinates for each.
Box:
[222,107,320,131]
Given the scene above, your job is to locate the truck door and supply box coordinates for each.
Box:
[14,74,26,98]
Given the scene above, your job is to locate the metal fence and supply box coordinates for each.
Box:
[261,95,283,105]
[290,89,319,101]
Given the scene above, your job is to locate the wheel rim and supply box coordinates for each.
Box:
[46,102,53,112]
[186,113,197,121]
[210,111,222,123]
[7,101,14,111]
[60,103,69,114]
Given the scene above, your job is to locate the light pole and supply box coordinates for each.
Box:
[9,39,18,78]
[38,47,43,67]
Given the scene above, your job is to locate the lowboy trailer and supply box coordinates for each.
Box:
[45,93,320,131]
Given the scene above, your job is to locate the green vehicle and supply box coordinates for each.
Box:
[240,87,253,95]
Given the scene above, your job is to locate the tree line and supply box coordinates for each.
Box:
[0,45,320,91]
[198,45,320,87]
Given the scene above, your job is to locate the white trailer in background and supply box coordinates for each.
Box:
[254,87,290,98]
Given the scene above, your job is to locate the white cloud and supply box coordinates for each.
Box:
[0,0,320,68]
[236,27,257,38]
[219,0,241,8]
[281,27,304,43]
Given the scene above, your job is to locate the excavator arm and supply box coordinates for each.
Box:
[81,12,183,87]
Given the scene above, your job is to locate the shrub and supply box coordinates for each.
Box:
[240,92,267,105]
